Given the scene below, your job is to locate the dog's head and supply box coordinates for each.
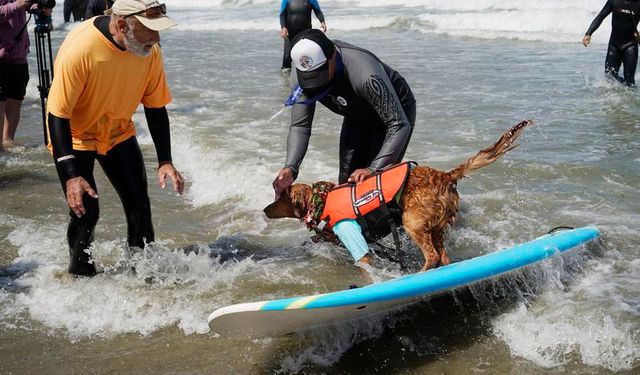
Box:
[264,183,313,220]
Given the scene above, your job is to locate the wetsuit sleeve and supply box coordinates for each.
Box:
[284,101,316,178]
[143,106,172,165]
[48,113,79,183]
[309,0,325,23]
[279,0,288,27]
[586,1,613,35]
[349,55,413,172]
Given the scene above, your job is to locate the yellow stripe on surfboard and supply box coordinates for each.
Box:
[286,294,328,310]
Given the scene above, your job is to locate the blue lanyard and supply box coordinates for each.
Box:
[284,52,344,107]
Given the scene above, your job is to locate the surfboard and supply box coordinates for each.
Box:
[208,227,600,338]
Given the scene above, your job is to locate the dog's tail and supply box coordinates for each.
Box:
[448,120,534,181]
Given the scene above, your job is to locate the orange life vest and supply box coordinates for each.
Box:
[320,162,414,228]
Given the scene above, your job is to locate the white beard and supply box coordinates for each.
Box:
[123,28,153,57]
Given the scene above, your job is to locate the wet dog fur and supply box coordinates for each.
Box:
[264,120,533,272]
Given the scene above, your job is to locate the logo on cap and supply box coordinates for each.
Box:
[299,56,314,70]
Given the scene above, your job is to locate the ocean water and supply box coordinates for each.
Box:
[1,0,639,373]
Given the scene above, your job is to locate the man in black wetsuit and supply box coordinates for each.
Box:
[279,0,327,71]
[84,0,113,19]
[47,0,183,276]
[272,29,416,198]
[583,0,640,86]
[63,0,85,22]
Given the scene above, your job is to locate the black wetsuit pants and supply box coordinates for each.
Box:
[338,102,416,184]
[63,0,85,22]
[57,136,154,274]
[282,28,305,69]
[605,42,638,86]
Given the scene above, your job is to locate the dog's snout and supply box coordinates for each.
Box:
[263,203,276,217]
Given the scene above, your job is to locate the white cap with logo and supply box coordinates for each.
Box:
[111,0,176,31]
[291,38,327,72]
[290,30,334,90]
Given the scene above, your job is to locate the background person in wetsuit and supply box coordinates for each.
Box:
[272,29,416,199]
[63,0,85,22]
[84,0,113,19]
[583,0,640,86]
[47,0,183,276]
[279,0,326,71]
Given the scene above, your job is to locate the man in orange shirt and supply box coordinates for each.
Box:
[47,0,183,276]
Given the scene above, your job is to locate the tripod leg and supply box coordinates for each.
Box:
[33,27,54,145]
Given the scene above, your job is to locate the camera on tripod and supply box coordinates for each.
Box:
[27,0,56,29]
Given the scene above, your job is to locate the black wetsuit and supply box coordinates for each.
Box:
[48,16,172,276]
[279,0,325,69]
[63,0,85,22]
[286,40,416,184]
[84,0,113,19]
[586,0,640,85]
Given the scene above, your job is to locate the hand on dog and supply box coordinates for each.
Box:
[272,168,295,200]
[348,168,373,184]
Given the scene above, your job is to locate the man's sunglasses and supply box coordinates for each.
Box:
[125,3,166,19]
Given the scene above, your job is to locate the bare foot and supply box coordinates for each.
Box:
[2,141,25,153]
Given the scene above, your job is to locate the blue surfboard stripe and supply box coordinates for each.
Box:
[261,227,600,311]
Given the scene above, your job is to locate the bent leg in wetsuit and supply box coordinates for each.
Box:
[337,103,416,184]
[282,35,294,70]
[98,136,154,250]
[282,28,304,70]
[605,42,639,86]
[621,42,638,86]
[58,150,100,276]
[337,104,415,241]
[57,136,154,275]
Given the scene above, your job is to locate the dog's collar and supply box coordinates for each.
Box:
[304,181,335,233]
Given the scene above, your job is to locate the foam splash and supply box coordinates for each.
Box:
[275,317,387,373]
[493,255,640,371]
[153,0,612,44]
[494,303,639,370]
[0,216,319,339]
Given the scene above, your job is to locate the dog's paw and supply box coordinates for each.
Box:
[439,253,451,266]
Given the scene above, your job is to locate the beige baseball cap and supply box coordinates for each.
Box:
[111,0,176,31]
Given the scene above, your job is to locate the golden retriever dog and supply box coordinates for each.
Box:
[264,120,533,272]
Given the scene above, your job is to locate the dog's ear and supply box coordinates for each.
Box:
[264,186,294,218]
[291,184,312,211]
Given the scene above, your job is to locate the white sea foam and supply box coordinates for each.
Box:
[494,256,640,371]
[277,317,387,373]
[1,216,322,338]
[42,0,611,42]
[155,0,613,44]
[164,0,274,9]
[5,1,637,370]
[495,302,639,371]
